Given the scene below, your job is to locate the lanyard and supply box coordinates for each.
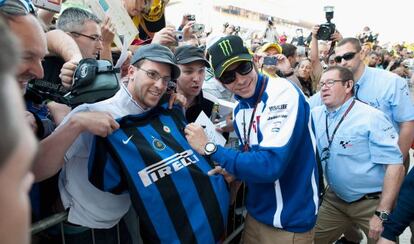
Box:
[242,77,268,152]
[325,99,355,148]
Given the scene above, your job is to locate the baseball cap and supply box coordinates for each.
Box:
[131,43,180,80]
[174,45,210,68]
[258,42,282,54]
[207,35,252,78]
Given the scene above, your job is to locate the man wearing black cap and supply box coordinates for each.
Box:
[51,44,186,238]
[185,35,319,243]
[174,45,214,122]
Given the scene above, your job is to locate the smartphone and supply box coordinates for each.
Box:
[191,23,205,34]
[33,0,62,13]
[263,56,278,66]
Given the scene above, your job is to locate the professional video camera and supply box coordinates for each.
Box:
[26,58,120,108]
[317,6,336,41]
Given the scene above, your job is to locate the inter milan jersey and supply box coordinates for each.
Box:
[88,105,229,244]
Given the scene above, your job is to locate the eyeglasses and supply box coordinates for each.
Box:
[219,61,253,84]
[319,79,344,88]
[70,32,103,42]
[136,66,171,84]
[334,52,357,63]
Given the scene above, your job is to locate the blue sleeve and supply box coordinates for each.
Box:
[381,168,414,241]
[369,109,403,165]
[212,89,310,183]
[88,137,127,194]
[390,76,414,123]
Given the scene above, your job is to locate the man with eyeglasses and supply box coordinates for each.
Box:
[57,7,114,61]
[312,66,404,244]
[45,44,189,243]
[185,35,319,243]
[310,38,414,168]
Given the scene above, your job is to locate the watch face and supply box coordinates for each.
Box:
[205,143,216,153]
[380,212,389,221]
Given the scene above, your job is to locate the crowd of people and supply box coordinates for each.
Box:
[0,0,414,243]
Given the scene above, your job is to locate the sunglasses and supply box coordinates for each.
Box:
[219,61,253,84]
[334,52,357,63]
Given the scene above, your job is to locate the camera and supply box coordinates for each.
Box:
[26,59,120,108]
[316,6,336,41]
[263,56,278,66]
[186,14,195,21]
[191,23,205,34]
[175,31,184,42]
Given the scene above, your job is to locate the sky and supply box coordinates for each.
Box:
[167,0,411,45]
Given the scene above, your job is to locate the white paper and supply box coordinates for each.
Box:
[114,36,129,69]
[85,0,138,49]
[203,92,237,117]
[194,111,227,147]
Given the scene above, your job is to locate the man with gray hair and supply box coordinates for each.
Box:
[57,7,114,61]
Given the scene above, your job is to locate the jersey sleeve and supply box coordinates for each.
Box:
[212,83,311,183]
[88,136,127,194]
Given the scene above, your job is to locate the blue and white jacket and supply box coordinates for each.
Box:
[211,73,319,233]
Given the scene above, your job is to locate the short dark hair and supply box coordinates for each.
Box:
[281,43,297,58]
[337,37,362,53]
[57,7,101,33]
[324,65,355,93]
[0,18,22,168]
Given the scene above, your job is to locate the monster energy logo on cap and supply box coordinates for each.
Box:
[218,39,233,56]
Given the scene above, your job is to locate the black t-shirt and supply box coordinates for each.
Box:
[185,91,214,123]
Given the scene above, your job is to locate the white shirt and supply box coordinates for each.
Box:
[58,84,146,228]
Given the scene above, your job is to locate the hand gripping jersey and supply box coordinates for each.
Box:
[88,105,229,244]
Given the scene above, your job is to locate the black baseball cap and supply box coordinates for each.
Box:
[174,45,210,67]
[207,35,252,78]
[131,43,180,80]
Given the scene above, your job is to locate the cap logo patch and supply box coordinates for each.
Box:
[218,39,233,56]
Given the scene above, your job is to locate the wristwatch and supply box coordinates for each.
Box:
[375,210,390,221]
[204,142,217,156]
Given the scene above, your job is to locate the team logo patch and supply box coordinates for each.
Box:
[339,140,352,149]
[163,125,171,133]
[152,138,166,151]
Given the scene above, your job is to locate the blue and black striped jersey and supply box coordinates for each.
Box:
[88,105,229,244]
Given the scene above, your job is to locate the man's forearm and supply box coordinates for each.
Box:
[376,164,405,211]
[33,117,84,182]
[398,120,414,160]
[46,30,82,62]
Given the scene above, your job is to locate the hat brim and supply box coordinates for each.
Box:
[176,56,211,68]
[214,53,253,78]
[145,56,181,80]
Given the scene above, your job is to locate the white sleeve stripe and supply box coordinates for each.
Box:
[311,169,319,215]
[272,180,283,228]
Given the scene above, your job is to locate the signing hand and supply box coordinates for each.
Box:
[184,123,208,155]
